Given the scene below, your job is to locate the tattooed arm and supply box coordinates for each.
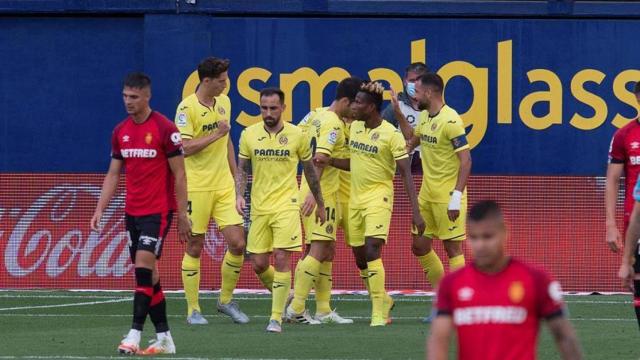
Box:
[235,157,251,216]
[302,159,326,224]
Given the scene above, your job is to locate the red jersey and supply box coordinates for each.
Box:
[609,118,640,227]
[111,111,183,216]
[436,258,565,360]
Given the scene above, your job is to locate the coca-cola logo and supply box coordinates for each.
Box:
[3,185,132,278]
[1,184,240,280]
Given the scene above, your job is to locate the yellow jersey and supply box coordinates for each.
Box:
[337,121,352,203]
[239,122,312,215]
[349,120,408,210]
[175,93,234,191]
[298,108,347,197]
[415,105,470,203]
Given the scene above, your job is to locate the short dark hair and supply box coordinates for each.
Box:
[469,200,504,223]
[198,57,230,81]
[405,62,429,76]
[260,87,285,104]
[359,81,384,112]
[335,77,363,102]
[418,72,444,93]
[635,81,640,94]
[123,72,151,90]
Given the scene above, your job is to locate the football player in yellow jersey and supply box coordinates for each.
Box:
[393,73,472,322]
[286,77,363,325]
[175,58,249,325]
[235,88,326,333]
[331,82,425,326]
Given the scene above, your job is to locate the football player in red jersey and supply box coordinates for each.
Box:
[90,73,191,355]
[427,201,582,360]
[607,82,640,329]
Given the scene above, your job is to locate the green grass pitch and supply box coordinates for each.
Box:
[0,291,636,359]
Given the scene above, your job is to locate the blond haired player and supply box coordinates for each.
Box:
[285,77,363,325]
[235,87,326,333]
[331,82,425,326]
[393,72,472,322]
[175,57,249,325]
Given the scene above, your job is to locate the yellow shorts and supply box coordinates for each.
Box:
[412,199,466,241]
[188,189,244,235]
[336,201,350,244]
[348,206,392,247]
[247,210,302,254]
[302,194,337,244]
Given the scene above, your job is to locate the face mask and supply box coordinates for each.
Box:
[406,82,416,97]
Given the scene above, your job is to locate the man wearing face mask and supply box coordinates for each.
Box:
[381,62,428,172]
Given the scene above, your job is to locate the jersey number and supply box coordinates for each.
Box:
[325,207,336,222]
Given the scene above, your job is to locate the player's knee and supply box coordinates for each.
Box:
[134,250,156,269]
[186,235,204,257]
[443,241,462,258]
[272,251,290,271]
[227,239,246,255]
[411,236,431,257]
[251,255,270,274]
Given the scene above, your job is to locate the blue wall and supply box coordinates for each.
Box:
[1,12,639,175]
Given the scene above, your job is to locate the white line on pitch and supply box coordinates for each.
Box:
[0,298,131,311]
[0,294,631,305]
[0,313,634,322]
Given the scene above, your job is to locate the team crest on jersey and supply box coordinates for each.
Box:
[431,123,438,131]
[312,119,321,127]
[508,281,525,303]
[371,132,380,141]
[218,107,225,115]
[457,287,474,301]
[145,133,153,145]
[632,142,640,150]
[279,135,288,145]
[122,135,130,143]
[326,224,334,234]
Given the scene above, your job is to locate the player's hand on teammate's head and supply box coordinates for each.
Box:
[301,193,316,217]
[390,88,402,114]
[216,120,230,136]
[315,202,326,225]
[177,212,191,244]
[235,196,246,216]
[90,210,103,232]
[605,224,622,253]
[618,262,634,291]
[412,210,426,236]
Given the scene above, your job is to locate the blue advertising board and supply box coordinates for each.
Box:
[1,15,639,175]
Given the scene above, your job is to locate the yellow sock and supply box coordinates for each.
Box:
[315,261,333,314]
[367,259,386,321]
[449,254,465,271]
[219,251,244,305]
[418,250,445,289]
[271,271,291,323]
[291,256,321,314]
[181,253,201,316]
[258,265,275,291]
[359,268,370,293]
